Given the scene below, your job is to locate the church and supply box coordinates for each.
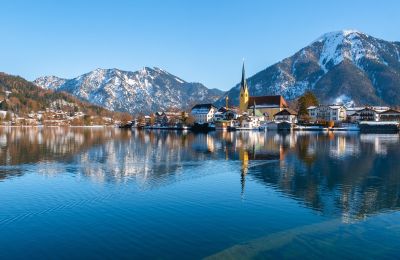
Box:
[239,62,288,120]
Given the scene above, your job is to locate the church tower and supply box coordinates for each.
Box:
[239,62,249,114]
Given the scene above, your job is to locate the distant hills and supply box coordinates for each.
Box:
[0,72,124,119]
[218,30,400,107]
[34,67,224,114]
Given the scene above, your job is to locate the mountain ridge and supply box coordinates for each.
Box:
[34,67,224,114]
[218,30,400,107]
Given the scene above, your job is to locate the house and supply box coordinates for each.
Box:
[357,107,380,121]
[153,112,168,125]
[154,111,185,126]
[239,62,288,119]
[191,104,217,124]
[240,115,262,129]
[273,108,298,123]
[239,106,265,129]
[347,106,391,122]
[378,109,400,122]
[346,107,365,122]
[307,105,346,122]
[213,107,239,122]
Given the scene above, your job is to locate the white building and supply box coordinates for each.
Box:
[240,115,263,129]
[213,107,239,122]
[273,108,298,123]
[191,104,217,124]
[348,106,391,122]
[307,105,347,122]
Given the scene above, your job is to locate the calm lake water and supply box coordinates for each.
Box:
[0,127,400,259]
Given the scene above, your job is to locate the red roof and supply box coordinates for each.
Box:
[248,95,288,108]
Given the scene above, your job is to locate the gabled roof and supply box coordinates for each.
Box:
[329,105,344,109]
[379,109,400,115]
[191,104,217,110]
[218,107,228,113]
[248,95,288,108]
[274,108,298,116]
[358,107,379,113]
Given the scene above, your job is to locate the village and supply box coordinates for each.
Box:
[1,63,399,133]
[132,63,400,133]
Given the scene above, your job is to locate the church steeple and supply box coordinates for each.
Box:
[239,61,249,114]
[241,61,248,91]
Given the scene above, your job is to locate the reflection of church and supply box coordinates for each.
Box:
[236,132,286,196]
[239,62,288,120]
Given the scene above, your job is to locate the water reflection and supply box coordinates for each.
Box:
[0,127,399,221]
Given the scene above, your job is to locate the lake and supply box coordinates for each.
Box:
[0,127,399,259]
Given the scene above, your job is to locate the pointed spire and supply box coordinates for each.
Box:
[241,61,248,91]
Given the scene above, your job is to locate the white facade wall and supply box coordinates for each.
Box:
[191,107,216,124]
[308,106,346,122]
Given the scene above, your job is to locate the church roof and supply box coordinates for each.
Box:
[248,95,288,108]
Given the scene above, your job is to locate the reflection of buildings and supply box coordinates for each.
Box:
[2,128,400,222]
[247,132,400,222]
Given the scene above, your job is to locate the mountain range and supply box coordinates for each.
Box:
[218,30,400,107]
[34,30,400,113]
[34,67,223,114]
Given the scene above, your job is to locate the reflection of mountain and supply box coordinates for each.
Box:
[0,127,131,180]
[1,128,399,221]
[247,133,400,222]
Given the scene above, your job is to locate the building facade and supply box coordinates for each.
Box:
[307,105,347,122]
[191,104,217,124]
[273,108,298,123]
[379,109,400,122]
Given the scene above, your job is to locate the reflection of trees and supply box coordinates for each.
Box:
[0,127,131,180]
[2,128,400,221]
[249,133,400,221]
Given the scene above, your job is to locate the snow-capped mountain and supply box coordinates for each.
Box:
[34,67,224,114]
[219,30,400,106]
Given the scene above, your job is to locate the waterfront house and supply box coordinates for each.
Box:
[154,112,168,125]
[307,105,346,122]
[379,109,400,122]
[213,107,239,122]
[239,105,265,129]
[240,114,263,129]
[273,108,298,123]
[191,104,217,124]
[357,107,381,121]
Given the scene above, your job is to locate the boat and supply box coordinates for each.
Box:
[191,123,216,132]
[236,126,263,131]
[359,121,399,133]
[144,124,190,130]
[294,125,326,131]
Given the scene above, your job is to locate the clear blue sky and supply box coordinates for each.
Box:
[1,0,399,90]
